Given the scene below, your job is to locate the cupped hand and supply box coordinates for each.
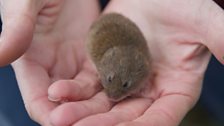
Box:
[47,0,224,126]
[11,0,100,125]
[0,0,57,66]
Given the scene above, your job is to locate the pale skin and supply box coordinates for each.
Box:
[2,0,101,125]
[0,0,224,126]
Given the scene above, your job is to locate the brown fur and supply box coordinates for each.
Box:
[86,13,151,101]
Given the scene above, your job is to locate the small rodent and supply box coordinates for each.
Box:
[86,13,151,101]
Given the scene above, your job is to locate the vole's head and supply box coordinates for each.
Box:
[98,46,149,102]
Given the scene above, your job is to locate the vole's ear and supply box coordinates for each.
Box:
[134,52,144,69]
[104,47,118,58]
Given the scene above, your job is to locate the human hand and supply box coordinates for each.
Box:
[11,0,100,125]
[0,0,58,66]
[47,0,224,126]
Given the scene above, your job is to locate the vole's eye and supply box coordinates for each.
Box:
[108,76,112,82]
[122,81,131,89]
[107,74,114,83]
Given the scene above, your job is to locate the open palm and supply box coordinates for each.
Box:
[43,0,224,126]
[5,0,223,126]
[11,0,100,125]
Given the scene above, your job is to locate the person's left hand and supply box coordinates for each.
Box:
[47,0,224,126]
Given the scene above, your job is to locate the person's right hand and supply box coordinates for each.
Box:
[4,0,100,125]
[0,0,72,66]
[0,0,42,66]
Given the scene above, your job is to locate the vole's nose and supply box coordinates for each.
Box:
[106,91,125,102]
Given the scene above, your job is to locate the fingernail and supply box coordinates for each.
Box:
[48,95,61,102]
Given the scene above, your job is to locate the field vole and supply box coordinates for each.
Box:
[87,13,151,101]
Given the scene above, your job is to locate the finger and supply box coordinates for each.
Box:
[49,92,113,126]
[48,61,101,102]
[12,60,57,126]
[73,98,153,126]
[0,0,43,66]
[116,95,194,126]
[197,0,224,64]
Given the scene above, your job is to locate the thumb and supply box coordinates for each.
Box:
[199,0,224,65]
[0,0,44,66]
